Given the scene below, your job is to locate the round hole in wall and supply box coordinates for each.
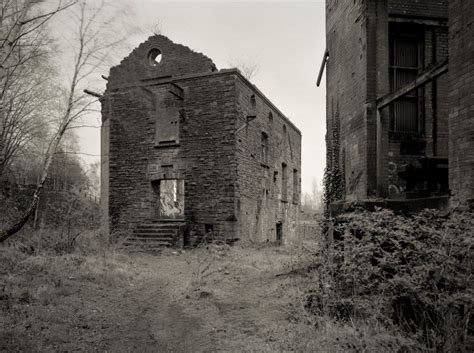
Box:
[147,48,162,66]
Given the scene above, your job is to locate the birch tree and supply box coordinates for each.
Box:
[0,0,76,178]
[0,0,131,241]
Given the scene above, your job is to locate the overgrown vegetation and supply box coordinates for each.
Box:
[323,103,344,214]
[306,206,473,351]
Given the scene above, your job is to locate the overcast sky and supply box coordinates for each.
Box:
[77,0,326,193]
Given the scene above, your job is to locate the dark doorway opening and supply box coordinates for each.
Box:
[276,222,283,244]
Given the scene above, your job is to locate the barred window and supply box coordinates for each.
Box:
[389,25,424,134]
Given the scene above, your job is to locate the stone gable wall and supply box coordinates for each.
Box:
[107,35,216,89]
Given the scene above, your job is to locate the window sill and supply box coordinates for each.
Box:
[388,131,425,142]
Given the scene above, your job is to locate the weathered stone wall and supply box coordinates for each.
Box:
[108,35,216,89]
[235,77,301,243]
[448,1,474,202]
[102,35,301,243]
[104,36,237,240]
[174,73,238,240]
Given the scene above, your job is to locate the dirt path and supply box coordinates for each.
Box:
[1,244,307,352]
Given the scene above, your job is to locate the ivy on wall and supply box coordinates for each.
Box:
[324,101,345,215]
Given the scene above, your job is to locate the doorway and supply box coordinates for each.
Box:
[276,222,283,244]
[152,179,184,220]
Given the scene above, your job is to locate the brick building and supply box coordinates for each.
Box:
[101,35,301,245]
[448,1,474,202]
[324,0,473,208]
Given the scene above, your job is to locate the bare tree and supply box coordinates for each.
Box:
[0,0,131,242]
[0,0,76,178]
[228,57,260,81]
[301,178,323,215]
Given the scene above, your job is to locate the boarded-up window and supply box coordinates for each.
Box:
[281,163,287,201]
[389,25,424,134]
[156,107,180,145]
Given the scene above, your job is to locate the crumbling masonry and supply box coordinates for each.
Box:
[101,36,301,246]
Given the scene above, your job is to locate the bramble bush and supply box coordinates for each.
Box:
[310,205,473,351]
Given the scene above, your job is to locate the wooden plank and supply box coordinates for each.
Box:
[377,61,448,109]
[316,49,329,87]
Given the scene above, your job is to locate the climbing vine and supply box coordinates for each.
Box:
[323,102,345,216]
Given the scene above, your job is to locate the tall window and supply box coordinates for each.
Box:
[281,163,287,201]
[292,169,299,204]
[389,25,424,134]
[261,132,268,164]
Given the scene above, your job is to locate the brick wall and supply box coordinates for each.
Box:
[448,1,474,202]
[326,0,371,199]
[326,0,451,201]
[235,77,301,243]
[388,0,448,19]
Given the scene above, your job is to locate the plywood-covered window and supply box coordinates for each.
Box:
[156,107,180,145]
[389,24,424,134]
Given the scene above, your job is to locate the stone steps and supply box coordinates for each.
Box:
[121,222,184,252]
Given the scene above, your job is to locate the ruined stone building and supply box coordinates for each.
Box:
[101,36,301,246]
[324,0,473,209]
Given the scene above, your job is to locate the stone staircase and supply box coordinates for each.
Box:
[122,222,185,252]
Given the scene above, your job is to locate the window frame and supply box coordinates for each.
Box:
[388,24,425,136]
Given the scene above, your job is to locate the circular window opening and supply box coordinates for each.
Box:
[147,48,162,66]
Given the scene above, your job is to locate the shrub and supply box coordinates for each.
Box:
[313,206,473,351]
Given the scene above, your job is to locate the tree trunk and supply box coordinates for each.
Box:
[0,129,62,242]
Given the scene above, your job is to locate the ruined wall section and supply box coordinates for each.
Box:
[326,0,371,199]
[235,76,301,243]
[104,35,237,238]
[107,35,216,89]
[174,73,239,240]
[106,87,155,233]
[449,0,474,202]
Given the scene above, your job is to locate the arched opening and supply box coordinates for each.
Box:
[147,48,162,66]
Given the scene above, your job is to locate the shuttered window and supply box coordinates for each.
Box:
[389,26,424,134]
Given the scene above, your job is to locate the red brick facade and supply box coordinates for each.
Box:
[101,36,301,244]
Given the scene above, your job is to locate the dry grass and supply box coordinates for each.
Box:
[0,228,425,352]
